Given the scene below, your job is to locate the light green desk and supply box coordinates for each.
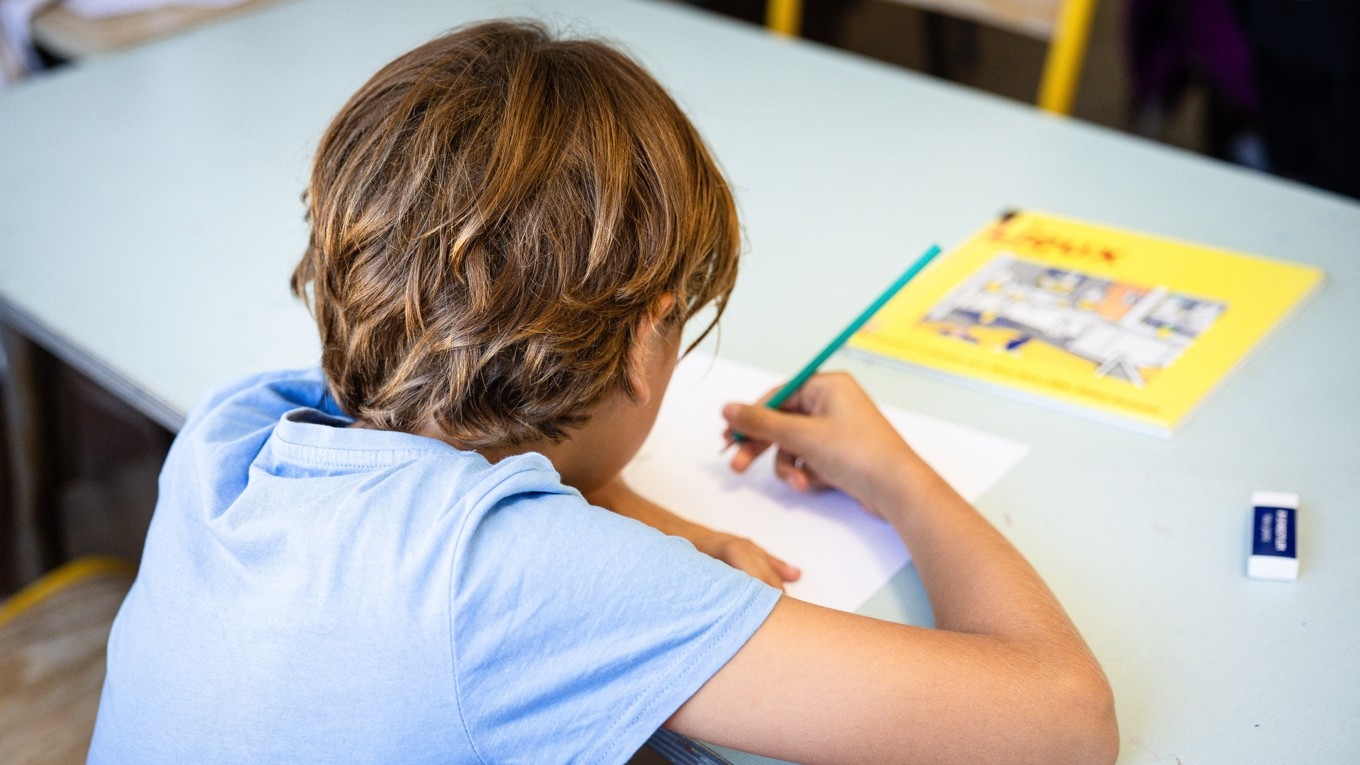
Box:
[2,1,1358,761]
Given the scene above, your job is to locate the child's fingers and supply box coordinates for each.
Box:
[704,532,802,589]
[774,450,810,491]
[722,402,817,457]
[737,544,801,589]
[722,380,820,470]
[725,539,783,589]
[726,438,770,473]
[768,552,802,583]
[774,449,828,493]
[722,425,772,473]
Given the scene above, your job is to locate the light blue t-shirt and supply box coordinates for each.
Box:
[88,369,779,764]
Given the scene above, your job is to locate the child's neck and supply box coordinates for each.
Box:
[410,392,641,496]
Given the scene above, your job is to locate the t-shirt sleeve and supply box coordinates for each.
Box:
[448,469,780,764]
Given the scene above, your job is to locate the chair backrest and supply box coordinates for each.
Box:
[907,0,1065,39]
[764,0,1097,115]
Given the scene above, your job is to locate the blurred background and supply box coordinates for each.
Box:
[692,0,1358,200]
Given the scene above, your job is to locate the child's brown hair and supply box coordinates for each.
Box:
[293,20,740,447]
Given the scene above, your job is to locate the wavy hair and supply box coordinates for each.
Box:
[293,20,740,447]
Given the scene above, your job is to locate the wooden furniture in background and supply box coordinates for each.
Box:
[30,0,281,58]
[0,557,134,765]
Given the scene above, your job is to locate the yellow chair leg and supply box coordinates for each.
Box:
[0,556,137,628]
[1037,0,1097,115]
[766,0,803,37]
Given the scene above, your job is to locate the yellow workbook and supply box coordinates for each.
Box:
[849,211,1324,436]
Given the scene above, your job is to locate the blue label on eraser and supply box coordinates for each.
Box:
[1253,506,1296,559]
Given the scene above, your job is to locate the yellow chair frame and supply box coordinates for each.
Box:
[765,0,1098,116]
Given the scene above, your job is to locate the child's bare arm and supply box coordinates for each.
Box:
[584,477,800,590]
[666,372,1118,765]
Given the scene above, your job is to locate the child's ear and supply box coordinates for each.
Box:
[625,295,678,406]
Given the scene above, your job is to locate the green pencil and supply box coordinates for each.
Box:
[735,244,942,442]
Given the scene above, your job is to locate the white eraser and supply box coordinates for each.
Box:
[1247,492,1299,581]
[1251,491,1299,510]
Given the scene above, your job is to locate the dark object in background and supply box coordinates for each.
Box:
[688,0,850,43]
[1233,0,1360,199]
[1125,0,1261,167]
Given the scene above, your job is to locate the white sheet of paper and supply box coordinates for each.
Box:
[623,353,1030,611]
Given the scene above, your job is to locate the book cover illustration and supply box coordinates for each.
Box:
[849,211,1323,435]
[923,255,1226,388]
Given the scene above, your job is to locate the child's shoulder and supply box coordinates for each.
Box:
[182,368,335,434]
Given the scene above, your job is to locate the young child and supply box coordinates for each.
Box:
[89,20,1117,764]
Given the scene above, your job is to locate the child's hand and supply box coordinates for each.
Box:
[583,476,800,589]
[722,372,923,519]
[688,528,801,590]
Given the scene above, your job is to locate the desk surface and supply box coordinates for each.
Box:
[3,1,1359,761]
